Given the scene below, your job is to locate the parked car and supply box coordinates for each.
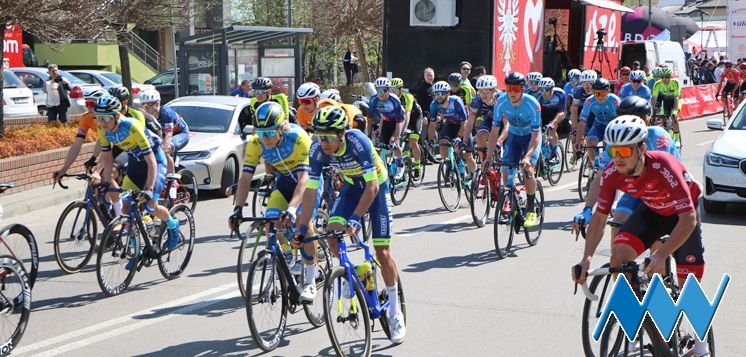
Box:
[67,70,155,107]
[8,67,102,116]
[144,66,216,105]
[2,69,37,118]
[703,111,746,214]
[167,95,263,191]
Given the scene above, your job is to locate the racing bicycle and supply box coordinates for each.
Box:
[493,164,545,258]
[0,183,39,289]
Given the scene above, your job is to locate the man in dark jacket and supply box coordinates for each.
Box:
[413,67,436,164]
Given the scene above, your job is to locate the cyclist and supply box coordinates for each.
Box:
[571,96,680,239]
[140,89,190,173]
[571,70,597,134]
[228,101,321,301]
[447,73,474,108]
[463,75,500,163]
[390,78,424,179]
[428,81,471,182]
[320,90,367,132]
[525,72,543,99]
[295,106,406,344]
[484,72,542,228]
[618,70,652,101]
[647,66,660,90]
[368,77,406,180]
[571,115,707,357]
[613,66,631,94]
[108,86,146,126]
[90,95,182,267]
[563,69,582,113]
[715,60,741,118]
[536,77,566,160]
[650,67,683,147]
[249,77,290,124]
[296,82,321,132]
[577,78,621,169]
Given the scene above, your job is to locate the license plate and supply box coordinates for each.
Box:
[13,98,30,104]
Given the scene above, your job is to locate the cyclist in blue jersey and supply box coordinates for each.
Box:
[428,81,470,175]
[484,72,542,228]
[578,78,621,168]
[572,96,680,238]
[140,89,190,173]
[525,72,543,99]
[463,75,501,164]
[563,69,582,112]
[618,70,652,101]
[537,77,566,159]
[368,77,407,180]
[647,67,660,90]
[571,70,597,131]
[296,106,406,344]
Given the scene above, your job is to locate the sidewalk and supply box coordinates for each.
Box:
[1,179,87,220]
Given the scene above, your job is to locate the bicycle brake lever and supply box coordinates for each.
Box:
[573,264,582,295]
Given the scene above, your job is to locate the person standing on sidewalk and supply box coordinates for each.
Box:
[43,64,71,123]
[342,41,358,86]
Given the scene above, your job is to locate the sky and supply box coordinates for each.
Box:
[658,0,684,6]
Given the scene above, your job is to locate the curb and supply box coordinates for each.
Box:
[1,179,87,220]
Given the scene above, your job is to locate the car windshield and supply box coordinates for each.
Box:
[57,71,87,84]
[731,109,746,130]
[3,70,25,88]
[102,72,123,84]
[170,105,233,133]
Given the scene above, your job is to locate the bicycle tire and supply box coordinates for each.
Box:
[565,135,580,173]
[0,224,39,290]
[493,189,514,259]
[323,266,372,357]
[524,180,544,246]
[54,200,97,274]
[437,161,461,212]
[176,169,199,213]
[470,169,491,228]
[410,155,426,187]
[245,251,289,352]
[545,146,564,186]
[157,205,195,280]
[390,157,412,206]
[0,255,31,356]
[237,223,267,298]
[96,215,139,297]
[377,273,406,341]
[302,238,333,328]
[599,315,671,357]
[577,154,594,202]
[668,321,716,357]
[252,177,274,217]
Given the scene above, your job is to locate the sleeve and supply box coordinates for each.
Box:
[663,157,695,214]
[160,108,178,132]
[580,98,591,122]
[455,98,468,122]
[557,90,567,111]
[674,80,682,96]
[530,98,542,131]
[349,133,378,182]
[368,96,380,120]
[306,142,326,189]
[469,97,481,115]
[392,96,405,122]
[130,121,153,155]
[596,163,619,215]
[294,132,312,173]
[97,126,111,150]
[77,113,96,138]
[402,94,414,111]
[242,136,262,174]
[642,85,652,100]
[572,89,582,106]
[128,108,146,127]
[618,84,628,99]
[428,100,439,121]
[651,81,660,96]
[492,102,504,128]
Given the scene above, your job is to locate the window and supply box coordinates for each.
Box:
[147,72,175,85]
[15,73,43,89]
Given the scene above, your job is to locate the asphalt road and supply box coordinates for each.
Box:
[4,114,745,357]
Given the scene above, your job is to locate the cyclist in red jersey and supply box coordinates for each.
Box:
[715,60,741,109]
[738,63,746,103]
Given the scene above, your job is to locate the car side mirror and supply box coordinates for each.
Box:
[706,118,723,130]
[243,125,255,135]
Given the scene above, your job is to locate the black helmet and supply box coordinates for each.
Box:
[592,78,611,91]
[617,95,651,120]
[108,86,131,100]
[505,72,526,86]
[252,77,273,90]
[447,72,462,85]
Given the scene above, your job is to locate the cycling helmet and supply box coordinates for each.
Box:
[568,69,582,81]
[374,77,392,88]
[94,95,122,115]
[592,78,611,91]
[390,78,404,89]
[629,70,646,82]
[475,75,498,90]
[505,72,526,86]
[723,60,734,67]
[527,72,543,83]
[254,101,285,128]
[538,77,555,89]
[140,89,161,104]
[447,73,462,85]
[617,96,651,120]
[311,106,348,132]
[432,81,451,92]
[297,82,320,99]
[619,66,631,75]
[604,115,648,146]
[658,67,673,77]
[108,86,131,100]
[651,67,661,77]
[320,89,341,102]
[353,100,369,117]
[85,88,109,102]
[580,70,597,83]
[252,77,273,90]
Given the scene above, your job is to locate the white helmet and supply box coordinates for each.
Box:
[629,70,646,81]
[296,82,320,99]
[320,89,341,102]
[84,88,108,101]
[475,75,498,90]
[140,89,161,104]
[432,81,451,93]
[580,70,598,83]
[568,69,582,80]
[604,115,648,146]
[374,77,392,88]
[538,77,555,89]
[527,72,543,82]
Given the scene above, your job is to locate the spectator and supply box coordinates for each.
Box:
[714,61,725,84]
[414,67,435,112]
[341,41,358,86]
[43,64,71,123]
[700,62,716,84]
[458,61,476,96]
[470,65,486,87]
[614,66,631,94]
[231,80,251,98]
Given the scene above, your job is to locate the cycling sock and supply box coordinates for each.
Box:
[526,194,535,212]
[386,285,399,317]
[167,217,179,230]
[112,201,123,217]
[304,264,316,286]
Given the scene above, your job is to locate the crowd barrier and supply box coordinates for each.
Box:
[679,83,723,120]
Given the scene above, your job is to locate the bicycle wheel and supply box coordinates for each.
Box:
[565,136,581,173]
[96,216,139,297]
[668,318,716,357]
[546,146,564,186]
[302,238,333,327]
[0,255,31,355]
[390,157,412,206]
[493,190,514,259]
[176,169,199,213]
[245,251,289,352]
[524,180,544,246]
[470,169,491,228]
[252,176,274,217]
[54,200,97,274]
[157,205,195,280]
[437,161,461,212]
[323,266,371,357]
[237,223,268,298]
[377,273,406,341]
[0,224,39,290]
[599,315,670,357]
[410,155,426,187]
[577,153,593,202]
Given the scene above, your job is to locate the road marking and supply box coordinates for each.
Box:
[545,182,576,192]
[14,282,237,356]
[399,214,471,237]
[697,140,714,146]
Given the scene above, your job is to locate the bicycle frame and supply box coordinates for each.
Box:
[334,232,388,320]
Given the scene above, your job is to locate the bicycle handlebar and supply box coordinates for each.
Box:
[54,173,92,190]
[573,260,649,300]
[0,182,15,194]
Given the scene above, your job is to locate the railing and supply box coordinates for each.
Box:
[123,31,173,73]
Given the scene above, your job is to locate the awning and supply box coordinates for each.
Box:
[181,25,313,45]
[581,0,634,13]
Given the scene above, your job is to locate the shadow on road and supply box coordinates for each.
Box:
[32,290,104,311]
[402,249,499,272]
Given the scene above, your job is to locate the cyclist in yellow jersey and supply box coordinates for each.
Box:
[248,77,290,124]
[228,102,322,302]
[296,82,321,131]
[390,78,424,178]
[650,67,682,147]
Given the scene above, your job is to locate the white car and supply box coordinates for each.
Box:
[68,70,155,107]
[703,114,746,213]
[2,70,37,118]
[168,96,264,191]
[9,67,102,116]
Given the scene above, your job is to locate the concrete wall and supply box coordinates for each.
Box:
[34,43,157,83]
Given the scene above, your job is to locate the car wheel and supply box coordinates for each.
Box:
[38,106,48,116]
[221,156,238,192]
[703,198,726,214]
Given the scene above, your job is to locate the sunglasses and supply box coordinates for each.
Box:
[433,90,448,97]
[506,85,523,93]
[478,88,494,95]
[608,146,635,159]
[461,67,471,71]
[256,129,278,139]
[315,134,340,143]
[254,90,268,95]
[299,98,315,105]
[95,114,116,122]
[594,91,608,97]
[376,88,389,94]
[142,102,157,108]
[540,88,552,93]
[631,80,642,83]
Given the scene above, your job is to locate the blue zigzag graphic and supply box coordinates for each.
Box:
[593,273,730,342]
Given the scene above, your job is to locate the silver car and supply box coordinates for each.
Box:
[2,70,37,118]
[168,96,264,191]
[67,69,155,107]
[8,67,102,116]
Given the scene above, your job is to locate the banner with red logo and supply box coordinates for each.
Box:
[493,0,544,87]
[3,22,24,69]
[583,5,620,79]
[679,84,723,120]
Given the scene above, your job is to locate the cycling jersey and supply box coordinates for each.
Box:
[307,129,387,188]
[471,93,499,131]
[450,87,473,107]
[572,87,593,107]
[525,87,542,100]
[369,93,405,123]
[720,68,741,84]
[563,82,579,100]
[647,78,657,90]
[296,107,315,130]
[618,83,652,101]
[76,111,97,139]
[242,124,311,178]
[157,106,188,134]
[652,79,681,98]
[400,91,415,112]
[98,117,162,161]
[429,96,468,124]
[597,126,680,170]
[580,93,621,126]
[249,93,290,123]
[493,94,542,136]
[339,103,366,130]
[537,88,567,110]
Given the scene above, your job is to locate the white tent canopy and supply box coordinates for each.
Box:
[685,29,727,53]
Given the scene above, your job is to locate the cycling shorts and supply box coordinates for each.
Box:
[123,149,167,201]
[329,180,393,246]
[722,82,737,96]
[438,121,462,141]
[541,108,561,128]
[407,110,423,139]
[380,120,398,145]
[502,133,540,166]
[265,174,322,219]
[586,121,608,142]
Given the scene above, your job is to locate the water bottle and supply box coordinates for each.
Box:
[143,215,155,236]
[151,217,162,238]
[517,188,528,208]
[169,182,178,199]
[457,157,466,175]
[354,262,375,292]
